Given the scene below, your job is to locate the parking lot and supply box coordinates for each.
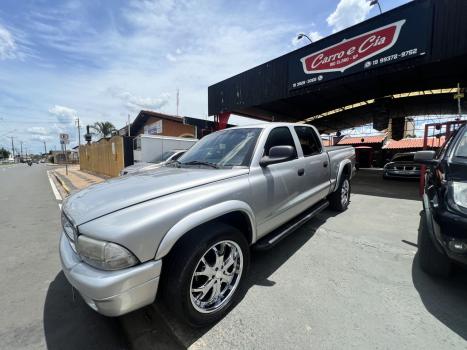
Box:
[2,166,466,350]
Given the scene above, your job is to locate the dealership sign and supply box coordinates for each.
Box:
[288,3,432,89]
[301,20,405,74]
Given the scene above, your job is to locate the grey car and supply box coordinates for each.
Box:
[119,149,186,176]
[60,123,355,326]
[383,152,421,179]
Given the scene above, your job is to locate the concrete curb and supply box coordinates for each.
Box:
[52,172,71,194]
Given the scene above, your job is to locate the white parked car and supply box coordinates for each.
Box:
[120,149,186,176]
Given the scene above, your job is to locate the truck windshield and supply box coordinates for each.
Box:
[178,128,262,168]
[454,128,467,158]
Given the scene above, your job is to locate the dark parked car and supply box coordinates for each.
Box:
[415,124,467,276]
[383,152,420,179]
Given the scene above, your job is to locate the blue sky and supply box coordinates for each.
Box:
[0,0,410,154]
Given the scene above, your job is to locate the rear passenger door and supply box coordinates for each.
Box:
[293,126,331,207]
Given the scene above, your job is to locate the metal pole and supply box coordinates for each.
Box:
[43,141,47,155]
[77,118,81,147]
[64,142,68,175]
[176,88,180,116]
[10,137,15,161]
[127,115,131,137]
[456,83,463,118]
[20,141,23,158]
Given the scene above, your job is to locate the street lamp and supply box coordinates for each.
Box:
[369,0,382,14]
[297,33,313,44]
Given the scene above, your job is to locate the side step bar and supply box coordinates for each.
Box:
[254,200,329,251]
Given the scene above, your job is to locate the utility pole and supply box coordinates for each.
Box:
[127,114,131,137]
[454,83,464,119]
[176,88,180,116]
[76,118,82,147]
[10,136,15,161]
[43,141,47,155]
[20,141,23,158]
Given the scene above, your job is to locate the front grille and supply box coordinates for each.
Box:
[393,165,419,171]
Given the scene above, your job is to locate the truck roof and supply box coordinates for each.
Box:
[229,122,315,130]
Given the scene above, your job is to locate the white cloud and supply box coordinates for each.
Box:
[0,24,17,59]
[309,31,323,42]
[327,0,371,33]
[48,105,77,124]
[27,126,49,135]
[166,53,177,62]
[110,90,171,112]
[30,134,54,142]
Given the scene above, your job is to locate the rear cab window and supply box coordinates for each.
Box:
[294,126,322,156]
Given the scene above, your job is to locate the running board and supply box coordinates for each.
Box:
[254,200,329,251]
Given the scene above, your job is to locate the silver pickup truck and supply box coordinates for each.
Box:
[60,123,355,326]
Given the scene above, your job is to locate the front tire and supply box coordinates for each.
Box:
[162,223,250,326]
[329,175,350,211]
[417,211,451,277]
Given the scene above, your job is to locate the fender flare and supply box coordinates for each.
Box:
[155,200,257,260]
[333,159,352,192]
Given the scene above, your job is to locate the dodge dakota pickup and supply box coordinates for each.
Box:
[60,123,355,326]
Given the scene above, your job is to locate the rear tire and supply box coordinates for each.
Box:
[329,175,350,211]
[417,211,451,277]
[162,223,250,327]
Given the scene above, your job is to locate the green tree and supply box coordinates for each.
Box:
[91,121,117,138]
[0,147,10,159]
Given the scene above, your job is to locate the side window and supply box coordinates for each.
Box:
[294,126,322,156]
[264,127,297,158]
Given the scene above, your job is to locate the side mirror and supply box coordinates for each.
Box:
[414,150,439,166]
[260,145,295,167]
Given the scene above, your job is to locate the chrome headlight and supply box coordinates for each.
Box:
[76,235,139,271]
[452,181,467,209]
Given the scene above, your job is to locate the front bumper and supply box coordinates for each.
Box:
[59,232,162,316]
[434,208,467,265]
[384,169,420,178]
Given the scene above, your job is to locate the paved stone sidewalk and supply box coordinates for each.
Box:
[51,164,105,194]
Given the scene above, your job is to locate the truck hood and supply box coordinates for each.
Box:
[63,166,249,225]
[121,162,161,175]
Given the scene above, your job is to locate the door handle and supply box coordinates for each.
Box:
[298,168,305,176]
[323,161,328,168]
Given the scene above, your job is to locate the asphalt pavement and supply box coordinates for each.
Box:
[0,164,128,350]
[1,165,466,349]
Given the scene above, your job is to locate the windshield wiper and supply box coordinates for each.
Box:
[166,160,181,167]
[182,160,219,168]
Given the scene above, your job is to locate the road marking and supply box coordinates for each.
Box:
[47,170,62,210]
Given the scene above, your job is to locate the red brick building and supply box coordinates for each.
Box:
[129,110,196,138]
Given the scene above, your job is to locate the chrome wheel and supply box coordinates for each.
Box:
[190,240,243,313]
[341,179,350,207]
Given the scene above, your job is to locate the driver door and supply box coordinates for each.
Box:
[250,126,307,236]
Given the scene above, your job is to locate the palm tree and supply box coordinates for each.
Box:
[91,121,117,138]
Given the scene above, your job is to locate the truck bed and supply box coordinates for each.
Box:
[324,145,353,152]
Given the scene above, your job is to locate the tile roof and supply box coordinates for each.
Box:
[383,137,446,149]
[337,135,385,145]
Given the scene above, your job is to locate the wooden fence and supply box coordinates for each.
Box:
[79,136,125,177]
